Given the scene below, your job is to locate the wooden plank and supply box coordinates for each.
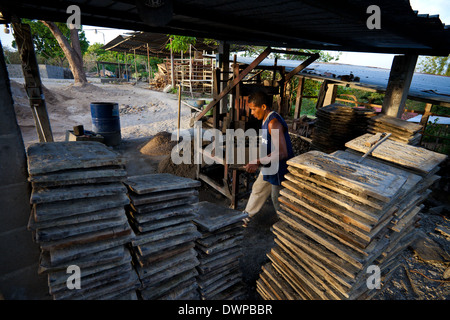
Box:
[287,151,407,202]
[273,234,351,298]
[286,166,385,210]
[267,250,312,300]
[345,133,447,175]
[369,114,422,133]
[261,263,301,300]
[283,176,380,227]
[276,208,366,269]
[275,239,343,300]
[278,195,371,251]
[273,221,357,282]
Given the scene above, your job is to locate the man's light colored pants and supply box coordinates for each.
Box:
[244,173,282,218]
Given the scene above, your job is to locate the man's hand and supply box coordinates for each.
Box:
[245,163,259,173]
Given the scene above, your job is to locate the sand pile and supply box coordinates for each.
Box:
[140,131,177,156]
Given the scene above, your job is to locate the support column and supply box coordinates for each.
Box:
[381,54,418,118]
[218,41,230,114]
[0,39,48,299]
[12,21,53,142]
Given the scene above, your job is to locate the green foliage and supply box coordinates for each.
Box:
[418,55,450,76]
[84,42,163,77]
[165,35,196,53]
[240,46,341,63]
[12,19,89,66]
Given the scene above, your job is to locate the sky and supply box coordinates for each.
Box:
[1,0,449,69]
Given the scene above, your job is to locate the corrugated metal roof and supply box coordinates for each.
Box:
[101,32,218,57]
[234,56,450,106]
[1,0,449,56]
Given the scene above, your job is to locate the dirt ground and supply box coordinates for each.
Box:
[10,78,450,300]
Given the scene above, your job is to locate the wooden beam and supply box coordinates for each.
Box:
[12,21,53,142]
[293,76,305,131]
[381,54,418,118]
[194,47,272,121]
[285,53,320,82]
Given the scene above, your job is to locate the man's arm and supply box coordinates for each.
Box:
[245,118,288,173]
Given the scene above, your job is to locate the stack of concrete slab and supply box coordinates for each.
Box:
[367,114,423,145]
[312,104,377,153]
[193,201,248,300]
[257,145,446,300]
[26,141,139,300]
[124,173,202,300]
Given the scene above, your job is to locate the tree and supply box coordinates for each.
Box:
[13,19,90,86]
[41,21,89,86]
[418,55,450,76]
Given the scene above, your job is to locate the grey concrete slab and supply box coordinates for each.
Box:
[124,173,200,195]
[194,201,248,232]
[26,141,124,175]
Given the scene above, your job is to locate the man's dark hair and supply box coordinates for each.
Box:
[248,90,272,109]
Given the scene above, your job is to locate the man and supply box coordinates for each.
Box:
[242,90,294,226]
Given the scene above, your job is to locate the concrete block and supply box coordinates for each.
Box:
[0,264,50,300]
[0,182,31,233]
[0,133,28,186]
[0,226,41,276]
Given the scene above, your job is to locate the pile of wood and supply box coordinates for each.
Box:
[124,173,202,300]
[257,137,447,300]
[26,141,139,300]
[150,63,168,89]
[367,114,423,145]
[193,202,248,300]
[311,104,377,153]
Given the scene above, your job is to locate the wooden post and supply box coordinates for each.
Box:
[194,47,272,121]
[147,44,151,86]
[170,38,175,88]
[12,21,53,142]
[419,103,433,145]
[293,76,305,131]
[218,41,230,114]
[323,83,338,106]
[212,68,221,130]
[315,80,329,110]
[133,49,138,84]
[381,54,418,118]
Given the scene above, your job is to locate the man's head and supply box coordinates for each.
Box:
[248,91,272,120]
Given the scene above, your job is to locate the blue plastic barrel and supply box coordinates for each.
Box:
[90,102,121,146]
